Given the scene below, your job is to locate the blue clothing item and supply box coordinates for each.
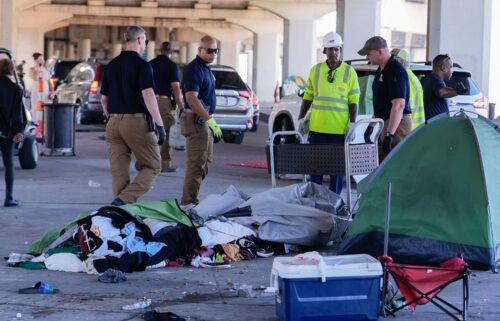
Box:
[182,55,216,114]
[100,51,155,114]
[372,56,411,120]
[122,222,165,256]
[420,73,449,121]
[308,131,345,195]
[150,55,180,96]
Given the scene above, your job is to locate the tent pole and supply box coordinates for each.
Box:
[383,182,392,257]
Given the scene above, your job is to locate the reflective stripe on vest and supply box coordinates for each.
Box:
[309,62,354,134]
[407,68,425,129]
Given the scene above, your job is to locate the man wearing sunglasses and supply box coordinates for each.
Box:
[179,35,222,206]
[359,36,412,161]
[298,32,360,195]
[101,25,166,206]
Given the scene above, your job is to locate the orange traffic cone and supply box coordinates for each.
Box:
[274,81,280,103]
[35,78,44,141]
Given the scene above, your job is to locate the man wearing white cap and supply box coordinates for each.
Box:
[298,32,360,195]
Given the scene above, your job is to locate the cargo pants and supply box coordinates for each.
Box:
[179,109,213,205]
[106,113,161,203]
[378,114,412,162]
[157,96,177,171]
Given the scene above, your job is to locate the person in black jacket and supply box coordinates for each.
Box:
[0,59,25,207]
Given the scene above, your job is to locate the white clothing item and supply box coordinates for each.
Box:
[93,235,125,258]
[143,218,176,236]
[45,253,85,273]
[91,216,121,239]
[197,219,255,247]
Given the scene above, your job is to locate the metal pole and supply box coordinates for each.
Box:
[489,103,496,120]
[383,182,392,257]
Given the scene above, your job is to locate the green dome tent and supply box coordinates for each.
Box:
[339,113,500,271]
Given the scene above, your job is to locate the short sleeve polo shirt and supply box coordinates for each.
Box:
[420,73,449,121]
[100,51,155,114]
[149,55,180,96]
[372,56,411,120]
[182,56,216,114]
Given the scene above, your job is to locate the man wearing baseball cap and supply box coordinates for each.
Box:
[359,36,412,161]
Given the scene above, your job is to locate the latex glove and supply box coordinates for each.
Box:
[347,122,356,141]
[364,126,374,143]
[156,125,167,145]
[298,118,306,134]
[13,133,24,143]
[382,134,393,154]
[206,117,222,139]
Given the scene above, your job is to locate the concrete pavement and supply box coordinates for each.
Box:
[0,124,499,321]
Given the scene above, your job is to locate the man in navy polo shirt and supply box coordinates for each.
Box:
[150,41,184,172]
[101,25,166,206]
[359,36,412,161]
[420,54,457,121]
[179,35,222,206]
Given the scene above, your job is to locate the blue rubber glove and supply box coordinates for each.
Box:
[382,133,393,154]
[206,118,222,139]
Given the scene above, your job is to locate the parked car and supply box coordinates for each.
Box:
[0,48,39,169]
[209,65,257,144]
[269,60,488,142]
[45,57,80,91]
[54,60,108,124]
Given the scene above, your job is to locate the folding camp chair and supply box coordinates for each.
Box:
[380,183,470,321]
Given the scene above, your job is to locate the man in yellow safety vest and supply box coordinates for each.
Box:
[298,32,360,195]
[391,48,425,129]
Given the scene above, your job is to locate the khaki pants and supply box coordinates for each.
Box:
[180,109,213,205]
[379,114,412,162]
[157,96,176,170]
[106,114,161,203]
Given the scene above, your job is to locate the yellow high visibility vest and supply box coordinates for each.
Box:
[303,61,360,134]
[407,68,425,129]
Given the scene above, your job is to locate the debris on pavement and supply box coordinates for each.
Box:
[121,298,151,310]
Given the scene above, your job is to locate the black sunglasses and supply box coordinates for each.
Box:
[327,69,337,83]
[203,48,219,54]
[137,37,149,46]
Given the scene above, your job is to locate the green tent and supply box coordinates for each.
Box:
[339,113,500,271]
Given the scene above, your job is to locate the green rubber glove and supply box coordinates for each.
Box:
[206,117,222,138]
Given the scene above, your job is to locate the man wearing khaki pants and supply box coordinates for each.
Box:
[101,26,166,206]
[150,42,184,172]
[180,35,222,206]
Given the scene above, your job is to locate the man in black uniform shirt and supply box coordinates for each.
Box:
[101,26,166,206]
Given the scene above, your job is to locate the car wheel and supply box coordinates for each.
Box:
[273,116,296,145]
[222,131,245,144]
[18,135,38,169]
[249,115,259,132]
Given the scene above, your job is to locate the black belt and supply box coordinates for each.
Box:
[109,113,146,118]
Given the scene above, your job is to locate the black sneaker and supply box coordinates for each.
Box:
[4,198,19,207]
[111,198,125,206]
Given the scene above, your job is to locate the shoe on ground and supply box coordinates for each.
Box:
[256,246,274,258]
[111,198,125,206]
[161,167,177,173]
[4,198,19,207]
[179,203,196,212]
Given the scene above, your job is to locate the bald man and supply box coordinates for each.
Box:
[180,35,222,206]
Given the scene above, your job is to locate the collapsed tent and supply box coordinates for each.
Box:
[339,113,500,271]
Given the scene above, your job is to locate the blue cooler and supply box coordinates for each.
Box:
[271,254,382,321]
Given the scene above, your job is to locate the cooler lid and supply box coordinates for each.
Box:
[271,254,382,279]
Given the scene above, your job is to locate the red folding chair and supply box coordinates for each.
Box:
[379,183,470,321]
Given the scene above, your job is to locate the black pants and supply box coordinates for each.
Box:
[0,138,15,199]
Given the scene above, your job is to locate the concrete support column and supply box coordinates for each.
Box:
[66,43,75,59]
[219,40,241,69]
[156,28,170,43]
[111,43,122,58]
[0,0,16,50]
[246,49,254,89]
[179,45,187,63]
[253,32,281,102]
[46,40,55,58]
[336,0,381,60]
[17,27,44,67]
[428,0,492,97]
[78,38,91,60]
[489,0,500,112]
[187,42,198,62]
[147,40,155,61]
[283,19,316,79]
